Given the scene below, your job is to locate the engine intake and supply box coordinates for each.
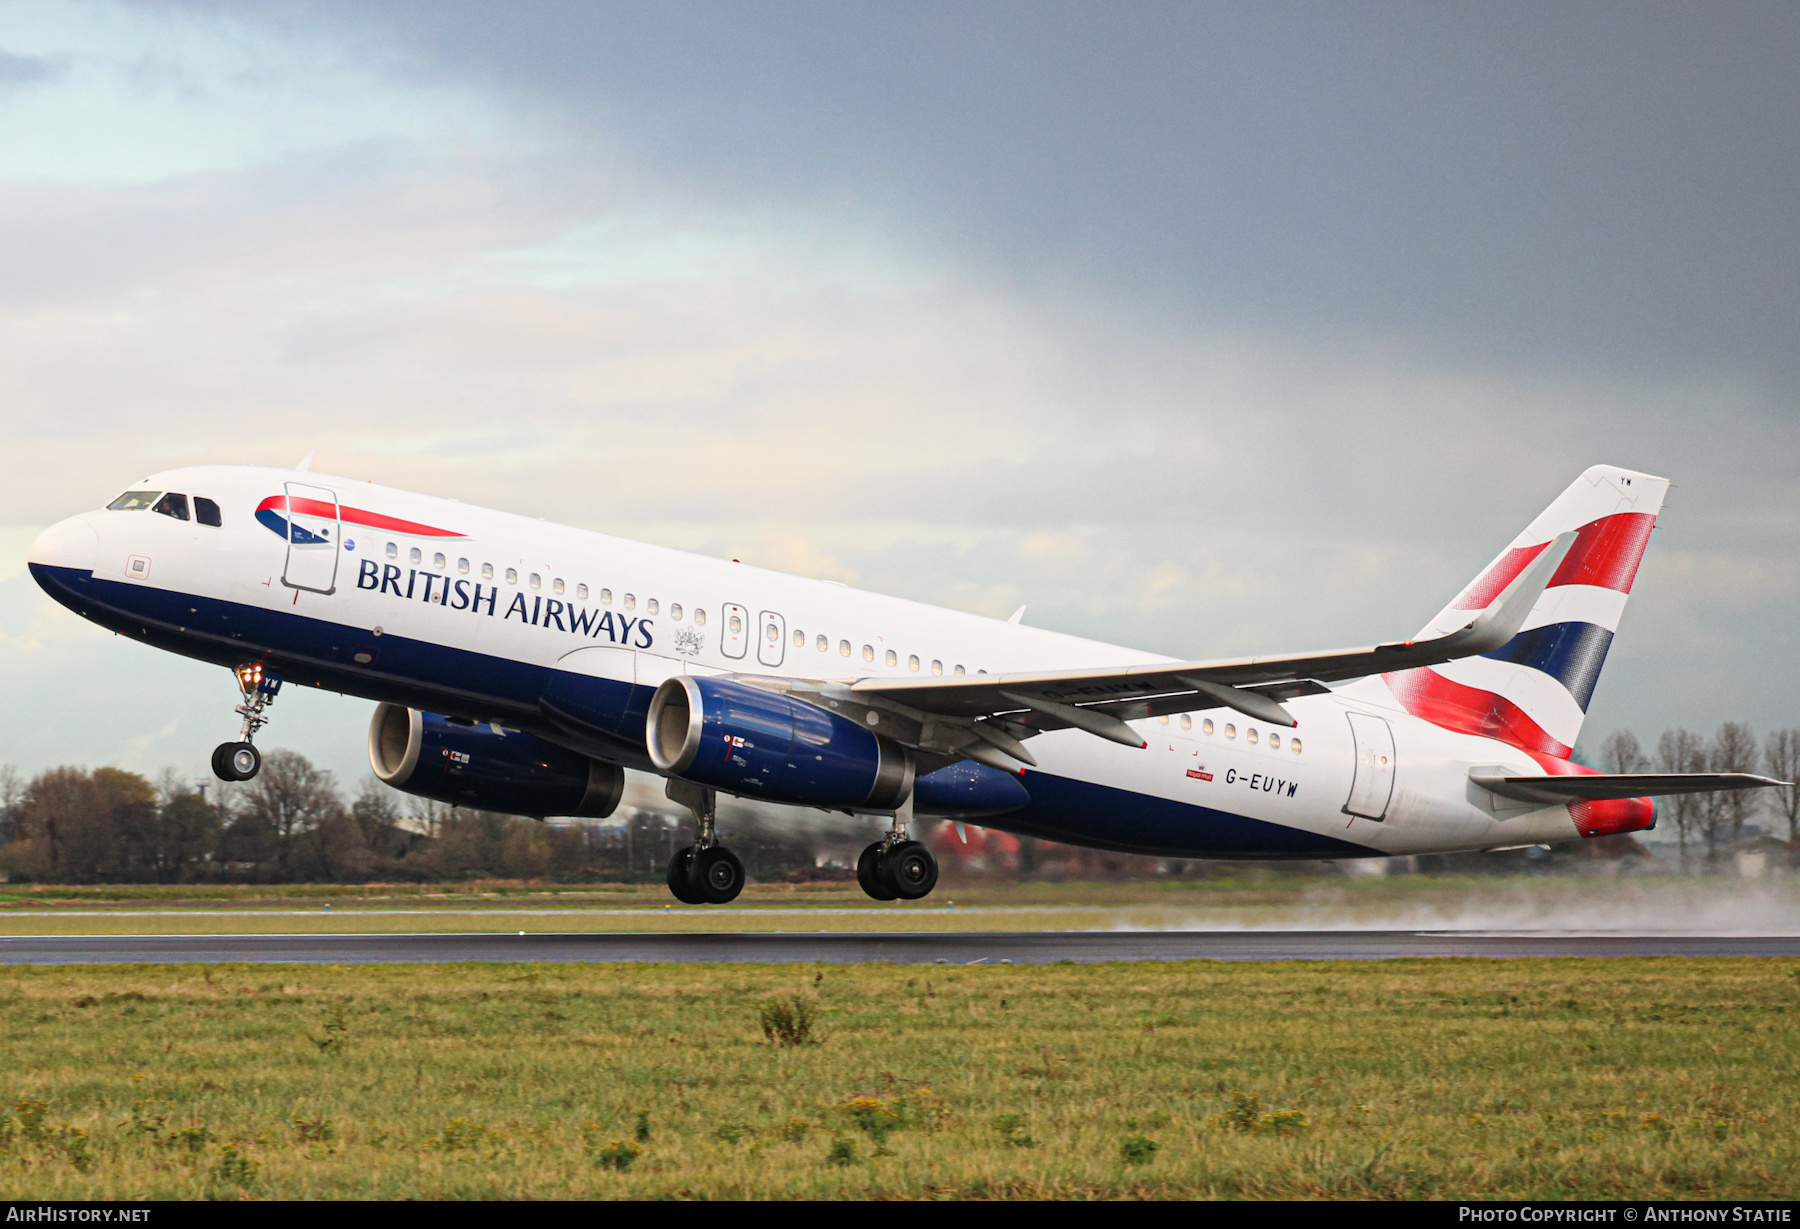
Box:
[646,676,913,811]
[368,703,624,819]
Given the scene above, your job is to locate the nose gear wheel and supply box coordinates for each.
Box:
[211,742,261,783]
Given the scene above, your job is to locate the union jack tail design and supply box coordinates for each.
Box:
[1384,465,1669,759]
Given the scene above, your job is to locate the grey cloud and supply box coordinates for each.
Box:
[222,0,1800,396]
[0,143,604,315]
[0,51,67,88]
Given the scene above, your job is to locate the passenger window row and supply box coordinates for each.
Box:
[1165,712,1304,755]
[790,628,982,677]
[106,490,222,527]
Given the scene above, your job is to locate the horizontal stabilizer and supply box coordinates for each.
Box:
[1470,771,1789,805]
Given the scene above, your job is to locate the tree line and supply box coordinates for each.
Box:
[1599,723,1799,860]
[0,751,815,885]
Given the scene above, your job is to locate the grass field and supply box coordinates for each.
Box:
[0,957,1795,1198]
[1,875,1794,935]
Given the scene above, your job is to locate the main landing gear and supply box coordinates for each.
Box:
[212,663,280,783]
[664,780,746,905]
[857,800,938,901]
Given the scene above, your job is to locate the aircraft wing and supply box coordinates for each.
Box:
[1469,772,1789,805]
[847,531,1578,749]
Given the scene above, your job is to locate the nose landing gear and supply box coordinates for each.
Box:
[212,663,280,782]
[856,800,939,901]
[663,779,746,904]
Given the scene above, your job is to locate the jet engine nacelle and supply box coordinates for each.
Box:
[368,703,624,819]
[646,676,913,811]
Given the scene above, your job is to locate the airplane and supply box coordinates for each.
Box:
[27,462,1784,904]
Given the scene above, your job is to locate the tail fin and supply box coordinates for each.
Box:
[1383,465,1669,757]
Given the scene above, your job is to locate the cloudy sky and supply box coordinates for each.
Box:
[2,0,1796,790]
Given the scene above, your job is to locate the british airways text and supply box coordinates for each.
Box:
[356,560,654,648]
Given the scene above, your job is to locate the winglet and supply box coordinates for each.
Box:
[1422,530,1576,658]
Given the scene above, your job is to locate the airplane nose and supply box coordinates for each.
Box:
[29,516,99,574]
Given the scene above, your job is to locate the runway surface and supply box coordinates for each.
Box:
[2,930,1798,965]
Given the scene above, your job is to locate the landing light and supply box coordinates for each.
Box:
[235,663,282,697]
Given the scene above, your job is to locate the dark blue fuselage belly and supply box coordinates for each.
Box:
[30,563,1373,859]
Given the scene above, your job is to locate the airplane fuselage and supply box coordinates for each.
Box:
[29,464,1617,859]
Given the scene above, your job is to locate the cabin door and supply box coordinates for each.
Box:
[281,482,341,595]
[1343,712,1396,821]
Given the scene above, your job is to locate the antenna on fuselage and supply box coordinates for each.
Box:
[296,451,315,471]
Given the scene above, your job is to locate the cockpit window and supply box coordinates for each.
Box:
[107,491,161,511]
[194,497,222,527]
[151,493,190,521]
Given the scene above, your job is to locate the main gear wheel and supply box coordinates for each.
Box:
[666,848,706,905]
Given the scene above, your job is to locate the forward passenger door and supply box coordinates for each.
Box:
[281,482,341,595]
